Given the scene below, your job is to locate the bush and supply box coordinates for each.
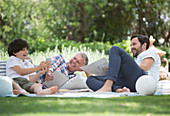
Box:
[26,38,131,56]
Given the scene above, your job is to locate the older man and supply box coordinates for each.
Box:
[37,53,88,88]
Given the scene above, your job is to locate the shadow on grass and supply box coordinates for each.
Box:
[0,95,170,115]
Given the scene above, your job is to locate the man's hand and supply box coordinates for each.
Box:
[105,66,108,71]
[45,70,54,82]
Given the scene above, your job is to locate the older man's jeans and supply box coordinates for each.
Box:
[86,46,146,92]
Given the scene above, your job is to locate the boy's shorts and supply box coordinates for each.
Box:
[13,77,35,92]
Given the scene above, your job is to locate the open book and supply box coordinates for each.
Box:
[80,57,108,76]
[43,71,69,89]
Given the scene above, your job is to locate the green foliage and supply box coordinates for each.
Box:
[160,46,170,59]
[160,45,170,68]
[27,37,57,53]
[129,0,169,41]
[0,0,68,48]
[0,0,169,65]
[0,0,169,49]
[0,48,8,61]
[27,38,131,56]
[0,0,53,46]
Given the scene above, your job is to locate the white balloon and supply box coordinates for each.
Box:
[135,75,157,95]
[0,76,13,97]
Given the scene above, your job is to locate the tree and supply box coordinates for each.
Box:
[0,0,169,52]
[131,0,169,43]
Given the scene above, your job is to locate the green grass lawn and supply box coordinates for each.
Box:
[0,95,170,116]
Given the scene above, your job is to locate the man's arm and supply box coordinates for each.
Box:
[85,71,93,77]
[138,57,154,72]
[75,68,93,78]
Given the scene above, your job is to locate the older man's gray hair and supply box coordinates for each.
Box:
[77,53,88,66]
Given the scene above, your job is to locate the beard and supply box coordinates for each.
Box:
[132,47,143,58]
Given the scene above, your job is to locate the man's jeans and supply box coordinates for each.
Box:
[86,46,146,92]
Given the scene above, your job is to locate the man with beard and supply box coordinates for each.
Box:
[86,34,160,93]
[130,34,161,82]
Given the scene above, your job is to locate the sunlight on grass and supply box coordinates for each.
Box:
[11,113,132,116]
[10,111,169,116]
[1,96,170,116]
[123,102,140,108]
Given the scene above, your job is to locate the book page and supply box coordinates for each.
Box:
[80,57,108,76]
[43,71,69,89]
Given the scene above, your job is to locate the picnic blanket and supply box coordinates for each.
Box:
[1,81,170,98]
[3,84,170,98]
[3,91,169,98]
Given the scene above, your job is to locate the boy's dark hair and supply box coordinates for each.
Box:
[8,39,29,56]
[131,34,150,50]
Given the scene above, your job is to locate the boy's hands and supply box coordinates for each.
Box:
[39,61,51,70]
[39,66,48,74]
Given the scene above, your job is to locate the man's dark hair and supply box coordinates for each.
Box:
[8,39,29,56]
[131,34,150,50]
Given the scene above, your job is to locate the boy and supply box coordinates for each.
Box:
[6,39,58,95]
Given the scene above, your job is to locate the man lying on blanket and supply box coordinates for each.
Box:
[86,34,160,93]
[36,53,89,89]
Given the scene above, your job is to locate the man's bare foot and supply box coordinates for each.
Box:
[96,79,114,92]
[38,86,58,95]
[122,87,130,92]
[116,87,130,93]
[13,89,29,95]
[96,87,112,92]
